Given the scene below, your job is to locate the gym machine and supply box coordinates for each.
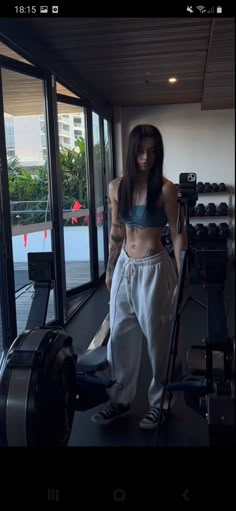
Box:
[0,176,234,447]
[155,173,235,447]
[0,252,112,447]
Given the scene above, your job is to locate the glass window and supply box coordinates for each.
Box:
[41,134,46,147]
[57,102,91,291]
[104,119,113,233]
[1,67,55,333]
[92,112,105,276]
[7,149,15,158]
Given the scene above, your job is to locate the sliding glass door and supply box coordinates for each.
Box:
[103,118,113,235]
[57,101,92,292]
[92,111,106,276]
[1,67,55,334]
[0,58,115,344]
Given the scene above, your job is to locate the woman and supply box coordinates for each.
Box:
[92,124,186,429]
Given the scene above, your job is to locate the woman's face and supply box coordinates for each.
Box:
[136,137,156,173]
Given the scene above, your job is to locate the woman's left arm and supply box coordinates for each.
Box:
[163,182,187,274]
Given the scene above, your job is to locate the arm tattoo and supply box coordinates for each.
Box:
[106,227,125,277]
[111,233,124,243]
[112,222,124,229]
[106,245,121,276]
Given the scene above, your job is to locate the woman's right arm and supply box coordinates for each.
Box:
[105,181,126,290]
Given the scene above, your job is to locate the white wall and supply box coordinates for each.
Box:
[14,116,44,166]
[12,227,104,263]
[114,103,235,187]
[113,102,235,254]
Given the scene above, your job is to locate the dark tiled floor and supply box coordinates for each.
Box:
[68,283,212,447]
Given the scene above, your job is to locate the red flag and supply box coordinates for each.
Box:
[23,233,28,247]
[72,200,82,224]
[97,213,103,226]
[44,230,48,239]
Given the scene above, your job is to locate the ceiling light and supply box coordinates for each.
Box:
[168,77,177,83]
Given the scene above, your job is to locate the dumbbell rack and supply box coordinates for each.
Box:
[189,183,233,256]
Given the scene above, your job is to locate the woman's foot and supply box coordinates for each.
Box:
[92,402,131,424]
[139,407,168,430]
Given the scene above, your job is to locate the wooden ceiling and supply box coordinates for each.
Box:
[1,63,81,116]
[0,17,234,112]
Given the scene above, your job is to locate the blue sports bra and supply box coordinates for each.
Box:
[122,205,168,228]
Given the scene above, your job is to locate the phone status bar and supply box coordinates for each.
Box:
[13,6,60,15]
[3,4,235,16]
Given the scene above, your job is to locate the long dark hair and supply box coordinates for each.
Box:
[118,124,164,219]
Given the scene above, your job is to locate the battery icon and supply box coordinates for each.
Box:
[216,6,222,13]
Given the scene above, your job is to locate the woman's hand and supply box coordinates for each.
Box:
[105,274,112,291]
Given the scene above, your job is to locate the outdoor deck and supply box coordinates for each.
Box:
[0,261,105,351]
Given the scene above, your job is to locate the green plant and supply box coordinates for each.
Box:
[60,137,88,210]
[8,137,89,226]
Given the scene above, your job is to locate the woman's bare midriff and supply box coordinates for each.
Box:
[112,175,169,259]
[124,226,164,259]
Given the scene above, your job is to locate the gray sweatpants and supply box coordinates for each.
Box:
[106,247,178,408]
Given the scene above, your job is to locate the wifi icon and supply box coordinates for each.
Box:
[196,5,206,12]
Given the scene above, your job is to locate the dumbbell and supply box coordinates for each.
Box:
[161,226,171,245]
[197,182,204,193]
[217,202,229,216]
[195,203,206,216]
[218,223,230,240]
[219,183,227,192]
[207,223,219,240]
[205,203,216,216]
[189,224,196,242]
[212,183,219,192]
[194,224,208,241]
[189,205,195,216]
[165,244,174,257]
[204,182,213,193]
